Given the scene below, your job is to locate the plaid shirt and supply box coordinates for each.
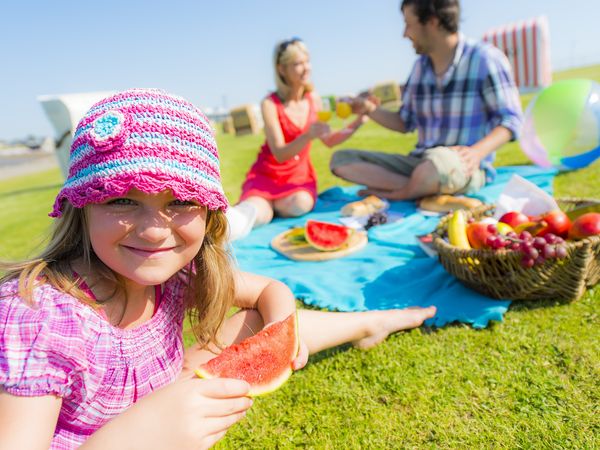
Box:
[0,276,185,449]
[399,34,523,179]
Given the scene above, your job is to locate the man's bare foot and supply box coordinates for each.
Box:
[352,306,437,350]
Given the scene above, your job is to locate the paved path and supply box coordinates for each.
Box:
[0,149,60,181]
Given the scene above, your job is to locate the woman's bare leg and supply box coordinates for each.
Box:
[243,196,274,227]
[273,191,315,218]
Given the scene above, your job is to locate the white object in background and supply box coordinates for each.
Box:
[482,16,552,93]
[493,174,559,220]
[38,91,115,178]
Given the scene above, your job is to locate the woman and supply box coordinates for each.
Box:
[226,38,368,240]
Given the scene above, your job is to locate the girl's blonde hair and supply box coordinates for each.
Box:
[273,38,313,100]
[0,204,234,349]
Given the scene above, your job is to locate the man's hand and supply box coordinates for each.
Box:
[350,94,380,116]
[450,145,481,177]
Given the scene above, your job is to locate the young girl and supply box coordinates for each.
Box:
[0,89,436,450]
[226,38,369,240]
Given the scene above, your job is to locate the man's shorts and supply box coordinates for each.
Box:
[330,146,486,194]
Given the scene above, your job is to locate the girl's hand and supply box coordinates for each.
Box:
[292,340,309,371]
[308,122,331,139]
[83,377,252,450]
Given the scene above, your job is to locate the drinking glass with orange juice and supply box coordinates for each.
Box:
[317,96,334,122]
[335,100,352,120]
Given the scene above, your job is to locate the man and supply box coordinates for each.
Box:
[330,0,523,200]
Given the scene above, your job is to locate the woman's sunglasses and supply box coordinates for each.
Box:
[276,37,302,63]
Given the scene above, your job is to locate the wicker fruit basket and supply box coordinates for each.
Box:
[433,198,600,301]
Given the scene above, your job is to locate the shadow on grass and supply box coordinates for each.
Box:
[507,294,584,313]
[307,343,353,365]
[0,184,62,199]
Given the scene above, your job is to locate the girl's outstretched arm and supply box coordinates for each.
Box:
[233,271,296,326]
[0,389,60,450]
[232,271,309,370]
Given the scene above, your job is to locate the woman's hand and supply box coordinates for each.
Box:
[308,121,331,139]
[82,378,252,450]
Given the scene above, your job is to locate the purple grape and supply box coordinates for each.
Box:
[555,245,568,259]
[520,241,533,251]
[519,231,533,240]
[543,244,556,259]
[365,211,388,229]
[486,235,497,248]
[521,257,535,268]
[524,247,539,260]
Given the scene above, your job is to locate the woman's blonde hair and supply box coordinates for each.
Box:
[273,38,313,100]
[0,204,234,349]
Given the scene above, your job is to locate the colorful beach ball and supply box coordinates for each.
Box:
[520,79,600,170]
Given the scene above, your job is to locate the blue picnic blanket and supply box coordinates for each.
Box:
[232,166,557,328]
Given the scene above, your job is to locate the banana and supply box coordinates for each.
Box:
[514,220,547,235]
[448,210,471,249]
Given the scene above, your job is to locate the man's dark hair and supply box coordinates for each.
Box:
[401,0,460,33]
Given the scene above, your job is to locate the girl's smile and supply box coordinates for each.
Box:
[121,245,178,258]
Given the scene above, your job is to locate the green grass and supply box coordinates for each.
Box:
[1,66,600,448]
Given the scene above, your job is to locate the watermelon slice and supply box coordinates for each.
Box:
[195,312,299,397]
[305,220,352,251]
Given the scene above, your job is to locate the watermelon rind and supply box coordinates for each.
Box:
[195,312,299,397]
[305,220,352,251]
[196,365,293,397]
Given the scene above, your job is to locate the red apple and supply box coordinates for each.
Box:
[466,222,495,249]
[569,213,600,240]
[498,211,529,229]
[538,210,571,238]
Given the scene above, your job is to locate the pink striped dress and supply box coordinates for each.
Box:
[0,275,186,449]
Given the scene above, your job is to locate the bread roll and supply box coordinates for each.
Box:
[418,195,482,213]
[341,195,386,217]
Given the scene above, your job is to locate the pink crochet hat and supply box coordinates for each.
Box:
[50,88,228,217]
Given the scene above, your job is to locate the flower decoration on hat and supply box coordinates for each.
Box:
[89,110,131,152]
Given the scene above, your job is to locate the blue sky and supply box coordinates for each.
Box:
[1,0,599,141]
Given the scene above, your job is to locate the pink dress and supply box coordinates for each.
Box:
[240,92,318,202]
[0,276,186,449]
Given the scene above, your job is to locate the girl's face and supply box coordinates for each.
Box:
[278,51,311,87]
[86,189,207,287]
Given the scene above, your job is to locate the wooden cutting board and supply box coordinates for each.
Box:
[271,228,368,261]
